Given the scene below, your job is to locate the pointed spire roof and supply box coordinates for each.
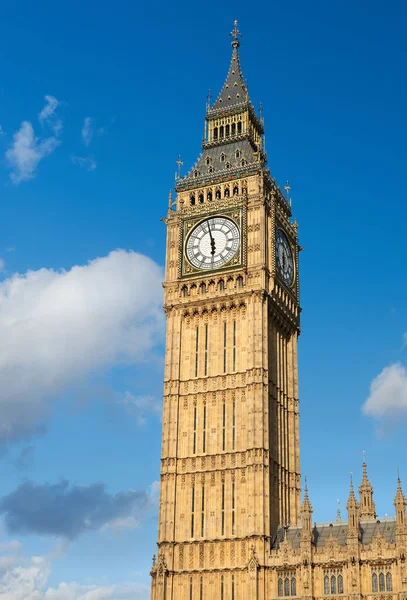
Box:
[301,478,313,513]
[209,21,250,113]
[359,460,373,492]
[346,473,358,510]
[395,471,407,506]
[358,456,376,520]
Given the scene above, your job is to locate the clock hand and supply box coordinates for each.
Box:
[207,219,216,256]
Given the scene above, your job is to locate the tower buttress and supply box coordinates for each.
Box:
[358,459,376,520]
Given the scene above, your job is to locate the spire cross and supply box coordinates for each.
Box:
[176,155,183,179]
[230,20,241,48]
[284,180,291,198]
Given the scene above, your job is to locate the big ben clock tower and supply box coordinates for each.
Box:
[151,22,301,600]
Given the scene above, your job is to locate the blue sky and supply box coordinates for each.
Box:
[0,0,407,597]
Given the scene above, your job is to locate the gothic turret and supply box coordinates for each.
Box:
[358,459,376,520]
[394,474,407,533]
[301,480,313,542]
[346,475,359,538]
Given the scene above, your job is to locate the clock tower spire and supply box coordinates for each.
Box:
[152,23,301,600]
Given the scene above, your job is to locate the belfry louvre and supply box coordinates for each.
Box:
[150,22,407,600]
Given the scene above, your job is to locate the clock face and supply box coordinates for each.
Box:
[186,216,240,270]
[276,229,294,286]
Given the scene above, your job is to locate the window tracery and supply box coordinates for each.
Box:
[323,569,343,595]
[372,568,392,593]
[277,572,296,597]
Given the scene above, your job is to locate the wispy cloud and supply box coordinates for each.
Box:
[6,121,60,184]
[81,116,93,146]
[119,392,162,425]
[38,95,62,135]
[362,362,407,421]
[70,155,97,171]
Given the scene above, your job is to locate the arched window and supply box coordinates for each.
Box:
[219,126,224,139]
[278,578,283,597]
[215,189,221,199]
[291,576,296,596]
[182,286,188,297]
[213,127,218,140]
[372,573,378,593]
[220,153,225,163]
[379,572,385,592]
[224,188,230,198]
[233,185,239,195]
[198,193,204,204]
[331,575,336,595]
[241,159,247,167]
[190,576,193,600]
[324,576,330,595]
[194,170,199,178]
[284,578,290,597]
[237,276,244,288]
[209,166,214,173]
[200,283,206,294]
[237,121,242,134]
[232,123,236,135]
[219,279,225,291]
[220,575,224,600]
[235,149,241,158]
[206,157,211,166]
[242,187,247,195]
[190,194,196,206]
[200,576,203,600]
[225,162,231,169]
[232,575,235,600]
[338,574,343,594]
[386,572,392,592]
[207,191,212,201]
[226,124,230,137]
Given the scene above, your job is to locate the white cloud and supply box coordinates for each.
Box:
[6,121,60,184]
[0,539,149,600]
[43,582,149,599]
[0,555,50,599]
[81,117,93,146]
[70,156,97,171]
[362,362,407,419]
[119,392,162,425]
[38,96,62,135]
[0,250,163,444]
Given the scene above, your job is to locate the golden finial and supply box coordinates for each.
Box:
[176,155,183,179]
[284,180,291,197]
[230,20,241,48]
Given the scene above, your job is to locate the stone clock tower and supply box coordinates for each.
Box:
[151,22,301,600]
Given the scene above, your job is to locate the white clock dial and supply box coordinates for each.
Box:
[186,216,240,270]
[276,228,294,286]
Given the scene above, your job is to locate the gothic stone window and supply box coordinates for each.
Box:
[324,569,344,595]
[277,572,296,597]
[372,567,392,593]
